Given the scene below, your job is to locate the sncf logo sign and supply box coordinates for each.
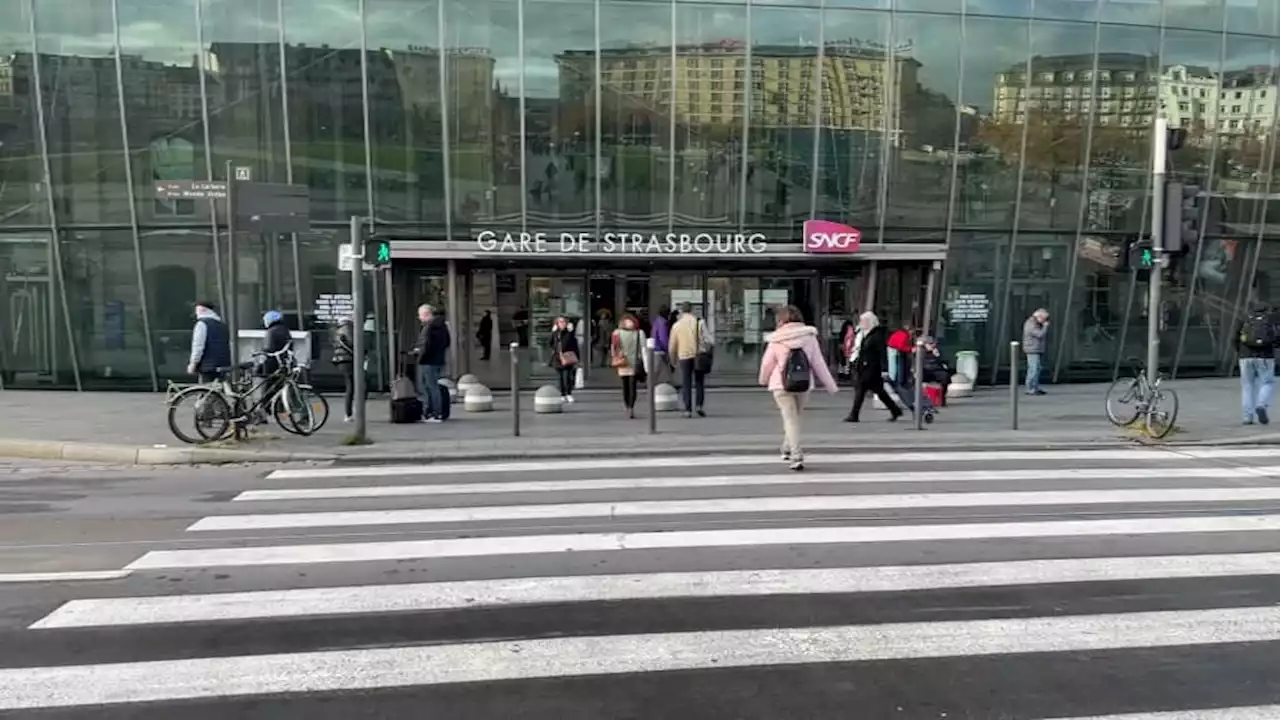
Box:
[803,220,861,253]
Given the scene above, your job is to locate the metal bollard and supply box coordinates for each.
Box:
[913,338,926,431]
[645,338,657,435]
[509,342,520,437]
[1009,340,1020,430]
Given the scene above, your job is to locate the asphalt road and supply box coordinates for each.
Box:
[5,447,1280,718]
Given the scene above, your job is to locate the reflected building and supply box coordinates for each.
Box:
[2,0,1280,393]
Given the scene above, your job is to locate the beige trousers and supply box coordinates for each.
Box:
[772,390,808,458]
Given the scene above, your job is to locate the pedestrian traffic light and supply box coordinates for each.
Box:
[1162,181,1202,255]
[1134,242,1155,270]
[366,238,392,266]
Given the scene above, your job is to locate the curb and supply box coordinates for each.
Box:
[0,436,1146,466]
[1,435,1273,467]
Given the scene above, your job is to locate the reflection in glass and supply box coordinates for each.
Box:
[965,15,1032,228]
[814,8,888,232]
[35,0,131,223]
[445,0,518,225]
[0,0,46,226]
[365,0,445,225]
[673,3,745,225]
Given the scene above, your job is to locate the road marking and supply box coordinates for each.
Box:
[0,570,130,584]
[264,449,1177,479]
[191,487,1280,532]
[1181,448,1280,459]
[34,552,1280,629]
[5,607,1280,709]
[234,465,1280,502]
[126,514,1280,569]
[1050,706,1280,719]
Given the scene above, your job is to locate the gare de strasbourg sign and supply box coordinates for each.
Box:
[474,220,861,256]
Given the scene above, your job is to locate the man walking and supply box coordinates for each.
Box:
[414,304,451,423]
[186,301,231,382]
[1022,308,1049,396]
[1237,304,1278,425]
[668,303,711,418]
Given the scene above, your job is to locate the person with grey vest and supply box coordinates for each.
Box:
[187,301,231,383]
[1022,309,1049,395]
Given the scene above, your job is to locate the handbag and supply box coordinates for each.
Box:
[559,351,579,366]
[694,320,714,374]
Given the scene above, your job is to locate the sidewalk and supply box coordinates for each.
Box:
[0,376,1276,465]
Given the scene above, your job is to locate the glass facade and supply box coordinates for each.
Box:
[2,0,1279,389]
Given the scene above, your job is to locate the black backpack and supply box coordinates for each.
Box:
[783,347,812,392]
[1240,312,1277,349]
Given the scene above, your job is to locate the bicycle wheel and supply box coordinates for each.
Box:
[1104,377,1143,426]
[167,387,231,443]
[273,382,310,436]
[297,385,330,433]
[1145,388,1180,439]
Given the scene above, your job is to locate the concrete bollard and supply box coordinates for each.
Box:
[654,383,680,412]
[464,384,493,412]
[457,374,481,399]
[534,385,564,414]
[947,372,974,398]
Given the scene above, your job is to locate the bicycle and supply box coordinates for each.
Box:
[1104,358,1180,439]
[166,349,324,443]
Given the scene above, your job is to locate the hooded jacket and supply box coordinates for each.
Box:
[189,307,231,372]
[758,322,839,393]
[416,315,451,366]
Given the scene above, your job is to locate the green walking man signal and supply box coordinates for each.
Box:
[1137,245,1154,269]
[366,238,392,266]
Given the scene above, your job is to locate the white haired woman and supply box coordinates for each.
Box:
[843,311,902,423]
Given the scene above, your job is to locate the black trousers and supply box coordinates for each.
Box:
[339,362,355,417]
[678,358,706,411]
[557,366,576,396]
[850,375,900,420]
[621,375,638,408]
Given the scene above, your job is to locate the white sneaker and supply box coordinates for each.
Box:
[566,395,575,404]
[343,415,353,423]
[561,395,569,403]
[781,451,791,462]
[789,458,805,472]
[426,417,443,423]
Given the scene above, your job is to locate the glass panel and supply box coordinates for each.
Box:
[525,0,594,226]
[598,0,671,226]
[673,3,745,224]
[528,275,585,378]
[35,0,130,224]
[282,0,368,221]
[1167,0,1226,34]
[61,230,153,387]
[939,233,1002,377]
[707,275,759,375]
[0,233,58,387]
[652,272,702,321]
[886,11,960,230]
[139,228,221,383]
[118,0,206,226]
[1080,24,1159,238]
[744,4,818,234]
[445,0,519,226]
[965,15,1032,229]
[0,0,47,227]
[813,8,888,231]
[365,0,446,225]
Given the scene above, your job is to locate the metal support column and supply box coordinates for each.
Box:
[350,216,367,441]
[1147,117,1168,386]
[225,160,239,367]
[447,259,459,375]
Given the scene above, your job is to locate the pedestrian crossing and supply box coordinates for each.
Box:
[7,446,1280,717]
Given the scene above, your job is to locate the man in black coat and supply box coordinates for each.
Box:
[414,304,452,422]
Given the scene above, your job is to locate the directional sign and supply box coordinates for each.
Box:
[154,180,228,200]
[338,243,375,272]
[234,166,252,181]
[235,182,310,233]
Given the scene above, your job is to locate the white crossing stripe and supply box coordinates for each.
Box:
[233,465,1280,502]
[263,449,1184,479]
[126,514,1280,570]
[5,607,1280,709]
[1051,707,1280,720]
[190,486,1280,532]
[33,551,1280,629]
[0,570,130,584]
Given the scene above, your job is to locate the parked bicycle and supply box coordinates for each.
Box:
[1104,358,1179,439]
[166,348,328,444]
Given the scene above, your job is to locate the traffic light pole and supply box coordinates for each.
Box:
[1146,117,1168,387]
[350,215,367,442]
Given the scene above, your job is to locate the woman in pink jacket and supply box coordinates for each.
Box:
[758,305,839,471]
